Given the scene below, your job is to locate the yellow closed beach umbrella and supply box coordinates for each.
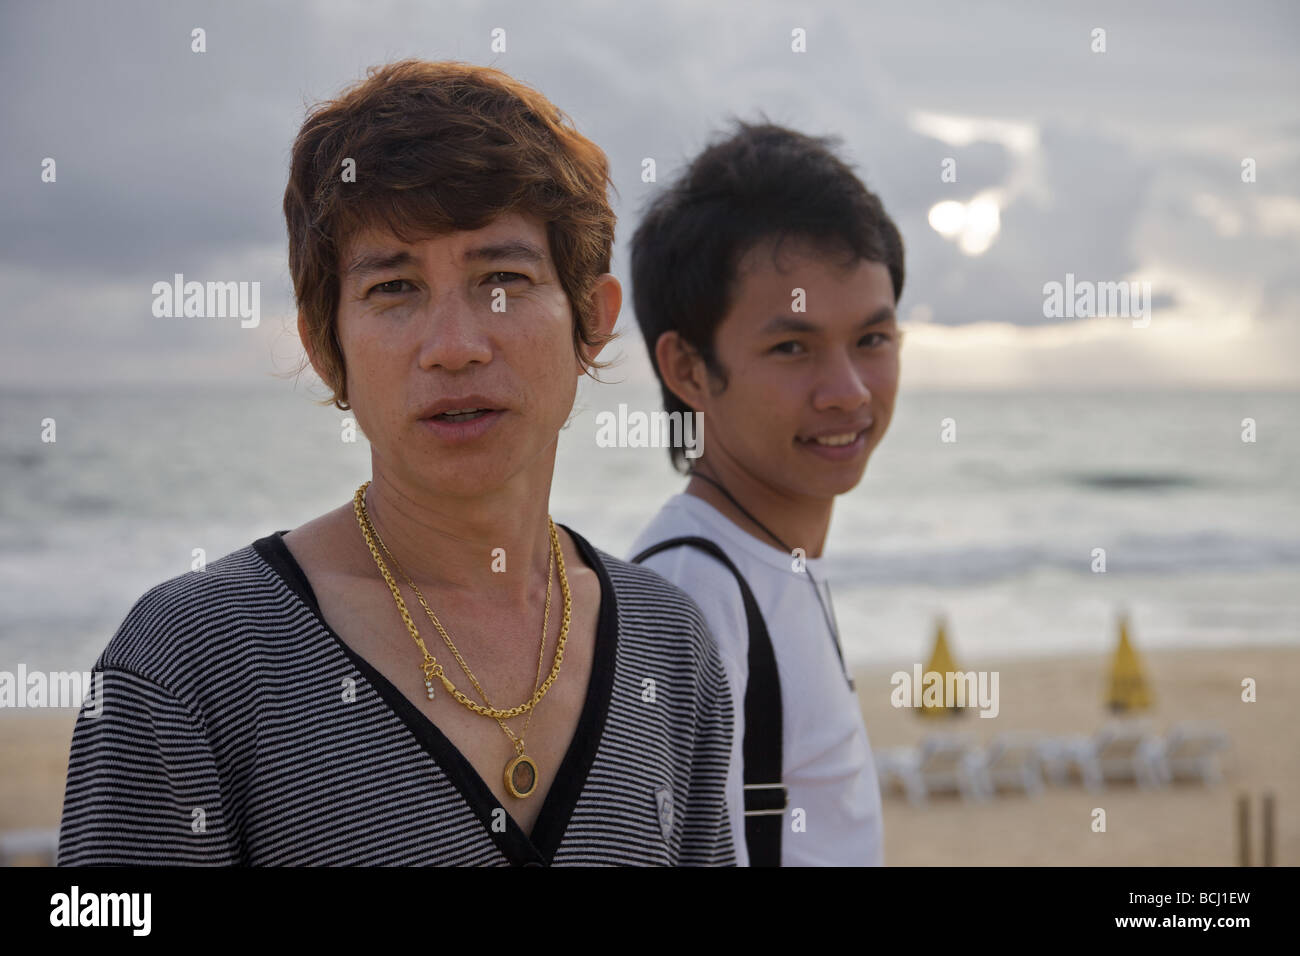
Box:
[920,614,962,718]
[1106,610,1153,712]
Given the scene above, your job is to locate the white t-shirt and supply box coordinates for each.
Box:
[628,493,884,866]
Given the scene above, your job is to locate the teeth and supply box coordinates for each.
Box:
[436,408,486,421]
[813,432,859,447]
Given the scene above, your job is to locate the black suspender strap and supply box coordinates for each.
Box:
[631,535,785,867]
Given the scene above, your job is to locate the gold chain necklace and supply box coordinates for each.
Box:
[352,482,571,798]
[371,502,552,793]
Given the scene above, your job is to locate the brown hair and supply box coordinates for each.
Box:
[283,59,617,409]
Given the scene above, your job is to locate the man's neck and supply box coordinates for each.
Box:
[357,456,556,608]
[684,460,833,559]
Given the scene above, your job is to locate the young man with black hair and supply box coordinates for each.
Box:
[628,121,903,866]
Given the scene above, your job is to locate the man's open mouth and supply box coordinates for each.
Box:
[429,408,495,423]
[797,424,871,447]
[802,431,862,447]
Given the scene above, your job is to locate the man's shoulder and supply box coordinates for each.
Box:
[96,537,288,688]
[587,546,737,745]
[584,541,736,678]
[625,494,696,557]
[625,498,752,608]
[592,544,712,636]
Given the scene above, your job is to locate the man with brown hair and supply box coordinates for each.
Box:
[57,60,736,866]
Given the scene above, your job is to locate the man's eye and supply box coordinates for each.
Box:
[485,272,527,285]
[860,332,891,347]
[772,341,805,355]
[369,279,413,296]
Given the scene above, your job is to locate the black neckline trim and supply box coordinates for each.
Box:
[251,524,619,867]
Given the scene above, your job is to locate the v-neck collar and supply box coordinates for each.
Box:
[251,523,619,867]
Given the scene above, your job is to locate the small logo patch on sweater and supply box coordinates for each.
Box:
[654,786,673,841]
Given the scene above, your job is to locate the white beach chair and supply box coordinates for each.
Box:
[973,732,1046,798]
[874,746,920,802]
[884,734,987,806]
[1157,721,1231,785]
[1098,719,1168,788]
[0,828,58,866]
[1036,734,1093,787]
[1084,719,1167,790]
[1036,723,1165,791]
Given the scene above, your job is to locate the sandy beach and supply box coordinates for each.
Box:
[2,644,1295,865]
[859,645,1299,866]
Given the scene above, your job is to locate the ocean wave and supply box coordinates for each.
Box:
[831,531,1300,587]
[1064,470,1201,491]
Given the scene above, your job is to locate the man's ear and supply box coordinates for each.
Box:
[654,330,709,412]
[577,274,622,371]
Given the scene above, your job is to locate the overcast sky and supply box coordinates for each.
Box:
[2,0,1297,390]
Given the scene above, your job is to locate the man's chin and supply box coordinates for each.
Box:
[812,470,869,499]
[788,441,875,490]
[396,452,513,499]
[752,459,868,504]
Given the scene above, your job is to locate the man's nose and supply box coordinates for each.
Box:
[416,289,492,371]
[812,348,871,411]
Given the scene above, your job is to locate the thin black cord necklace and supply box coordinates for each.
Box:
[688,468,855,690]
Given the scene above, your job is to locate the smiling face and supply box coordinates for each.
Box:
[327,210,609,498]
[696,237,901,500]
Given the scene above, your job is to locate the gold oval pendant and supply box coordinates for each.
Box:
[504,754,539,799]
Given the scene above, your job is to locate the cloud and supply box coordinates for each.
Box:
[1,0,1296,388]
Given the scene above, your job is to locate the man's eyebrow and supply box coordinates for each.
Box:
[344,250,416,280]
[859,306,897,328]
[460,239,548,265]
[760,316,819,335]
[343,240,548,281]
[759,306,896,335]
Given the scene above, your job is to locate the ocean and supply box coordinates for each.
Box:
[2,383,1297,673]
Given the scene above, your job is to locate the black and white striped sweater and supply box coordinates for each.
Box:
[57,527,736,866]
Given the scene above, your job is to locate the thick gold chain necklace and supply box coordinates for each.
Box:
[373,505,552,794]
[352,482,572,797]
